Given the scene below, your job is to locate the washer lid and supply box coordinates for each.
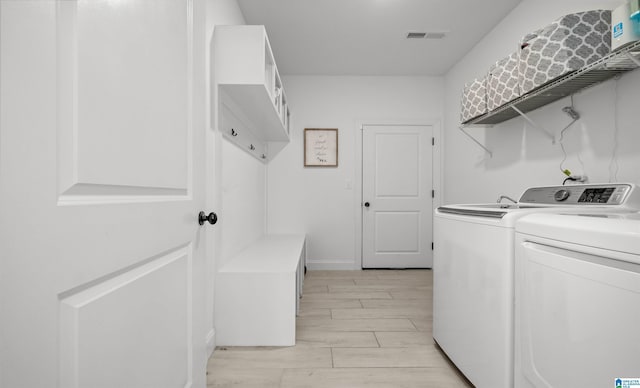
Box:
[516,212,640,255]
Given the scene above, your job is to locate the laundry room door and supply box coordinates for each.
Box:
[0,1,209,387]
[362,125,433,268]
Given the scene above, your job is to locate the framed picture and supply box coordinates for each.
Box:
[304,128,338,167]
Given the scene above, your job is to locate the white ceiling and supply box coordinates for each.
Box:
[237,0,523,76]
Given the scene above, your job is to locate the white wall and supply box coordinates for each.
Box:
[207,0,245,27]
[267,76,444,269]
[219,141,266,265]
[443,0,640,204]
[205,0,250,354]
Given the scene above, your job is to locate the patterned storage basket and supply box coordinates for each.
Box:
[519,10,611,94]
[460,77,488,123]
[487,52,520,111]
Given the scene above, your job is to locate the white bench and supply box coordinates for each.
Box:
[214,234,306,346]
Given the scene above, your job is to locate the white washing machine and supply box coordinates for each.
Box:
[515,211,640,388]
[433,184,640,388]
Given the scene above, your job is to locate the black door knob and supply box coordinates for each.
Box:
[364,202,370,208]
[198,211,218,225]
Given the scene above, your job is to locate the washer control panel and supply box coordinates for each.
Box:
[577,187,617,203]
[519,184,634,206]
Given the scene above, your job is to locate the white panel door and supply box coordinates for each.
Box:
[0,1,209,387]
[362,125,433,268]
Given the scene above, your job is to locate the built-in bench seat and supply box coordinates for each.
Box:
[214,234,306,346]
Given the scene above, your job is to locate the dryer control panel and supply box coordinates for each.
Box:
[519,184,634,206]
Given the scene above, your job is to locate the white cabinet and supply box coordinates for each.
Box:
[214,235,306,346]
[214,25,291,162]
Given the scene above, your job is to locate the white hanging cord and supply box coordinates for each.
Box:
[608,78,620,182]
[558,95,580,174]
[576,148,585,174]
[571,95,586,175]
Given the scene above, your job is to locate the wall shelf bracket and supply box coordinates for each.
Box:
[511,105,555,144]
[626,51,640,67]
[458,126,493,158]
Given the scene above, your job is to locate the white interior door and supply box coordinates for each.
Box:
[362,125,433,268]
[0,1,209,387]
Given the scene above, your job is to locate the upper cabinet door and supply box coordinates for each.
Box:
[214,25,291,162]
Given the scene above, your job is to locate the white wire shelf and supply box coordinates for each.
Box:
[462,40,640,126]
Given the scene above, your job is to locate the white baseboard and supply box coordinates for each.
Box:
[206,328,216,358]
[305,260,359,271]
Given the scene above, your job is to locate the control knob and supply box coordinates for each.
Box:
[554,189,570,202]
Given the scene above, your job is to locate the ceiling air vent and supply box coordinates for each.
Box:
[406,32,427,39]
[425,32,446,39]
[406,31,446,40]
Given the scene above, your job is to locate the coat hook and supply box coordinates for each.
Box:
[249,144,255,151]
[261,154,266,159]
[231,128,238,137]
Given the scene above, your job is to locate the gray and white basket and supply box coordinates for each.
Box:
[519,10,611,95]
[460,77,488,123]
[487,52,520,111]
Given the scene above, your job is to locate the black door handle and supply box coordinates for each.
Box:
[364,202,370,208]
[198,211,218,225]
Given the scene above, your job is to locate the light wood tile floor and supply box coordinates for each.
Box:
[206,269,473,387]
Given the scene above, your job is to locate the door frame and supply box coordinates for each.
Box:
[355,119,442,270]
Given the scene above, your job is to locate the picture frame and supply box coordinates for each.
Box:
[304,128,338,167]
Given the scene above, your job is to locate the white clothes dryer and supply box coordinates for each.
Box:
[515,211,640,388]
[433,184,640,388]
